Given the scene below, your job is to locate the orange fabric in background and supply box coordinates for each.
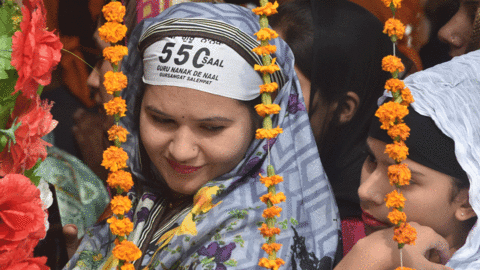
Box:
[350,0,424,73]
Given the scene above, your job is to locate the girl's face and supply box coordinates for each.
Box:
[438,0,480,57]
[358,137,467,242]
[140,85,256,195]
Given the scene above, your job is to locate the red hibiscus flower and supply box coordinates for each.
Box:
[0,96,57,176]
[0,232,42,267]
[11,4,62,98]
[3,256,48,270]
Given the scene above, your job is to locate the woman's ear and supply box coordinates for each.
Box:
[454,189,476,221]
[338,91,360,124]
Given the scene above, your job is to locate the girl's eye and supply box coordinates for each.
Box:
[202,125,225,132]
[364,152,378,172]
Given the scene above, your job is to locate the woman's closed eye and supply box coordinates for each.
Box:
[200,124,225,132]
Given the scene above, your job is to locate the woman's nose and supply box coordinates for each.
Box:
[438,12,467,49]
[168,127,199,162]
[358,170,391,206]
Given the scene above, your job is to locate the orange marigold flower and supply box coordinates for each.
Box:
[110,195,132,215]
[394,268,414,270]
[258,257,285,270]
[256,126,283,139]
[393,222,417,245]
[107,216,134,236]
[259,174,284,187]
[108,124,129,143]
[388,163,411,186]
[260,192,286,205]
[254,58,281,74]
[102,1,126,23]
[255,103,281,117]
[388,208,407,225]
[260,82,278,93]
[98,22,127,44]
[252,1,279,16]
[401,87,415,106]
[121,263,135,270]
[104,97,127,117]
[107,170,134,191]
[375,101,409,130]
[254,28,279,41]
[103,45,128,65]
[262,206,282,218]
[101,146,128,172]
[104,71,128,94]
[384,78,405,94]
[387,123,410,141]
[112,240,142,261]
[381,0,402,9]
[252,44,277,55]
[261,243,282,255]
[385,141,409,162]
[385,190,406,209]
[258,223,281,237]
[383,18,406,40]
[382,55,405,73]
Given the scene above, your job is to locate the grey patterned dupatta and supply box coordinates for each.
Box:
[64,3,340,270]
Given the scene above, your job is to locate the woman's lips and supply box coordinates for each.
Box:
[361,210,390,228]
[167,159,203,174]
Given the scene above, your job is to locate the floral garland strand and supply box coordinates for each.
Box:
[98,1,141,269]
[252,2,286,270]
[376,1,416,270]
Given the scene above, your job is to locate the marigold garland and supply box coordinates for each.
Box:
[252,1,285,268]
[378,3,416,267]
[98,1,141,268]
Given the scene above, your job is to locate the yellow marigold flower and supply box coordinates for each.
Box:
[101,146,128,172]
[102,1,126,22]
[382,55,405,73]
[110,195,132,215]
[393,222,417,245]
[384,78,405,94]
[252,45,277,55]
[388,208,407,225]
[108,124,129,143]
[385,190,406,209]
[256,126,283,139]
[260,192,286,205]
[258,223,281,237]
[383,18,406,40]
[107,170,134,191]
[385,141,409,163]
[260,82,278,93]
[381,0,402,9]
[192,186,222,215]
[387,122,410,141]
[375,101,409,130]
[261,243,282,255]
[112,240,142,261]
[98,22,127,44]
[254,28,279,41]
[262,206,282,218]
[104,71,128,94]
[255,103,281,117]
[388,163,411,186]
[104,97,127,117]
[401,87,415,106]
[121,263,135,270]
[258,257,285,270]
[107,216,134,236]
[252,1,279,16]
[254,58,281,74]
[259,174,284,187]
[103,45,128,65]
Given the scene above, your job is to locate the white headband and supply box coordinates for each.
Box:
[142,36,263,101]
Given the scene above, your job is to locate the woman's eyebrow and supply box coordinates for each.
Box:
[145,105,233,122]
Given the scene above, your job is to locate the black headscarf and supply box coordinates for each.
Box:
[310,0,391,218]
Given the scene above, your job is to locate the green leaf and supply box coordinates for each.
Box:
[24,159,43,186]
[224,259,238,267]
[0,117,20,144]
[0,35,13,80]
